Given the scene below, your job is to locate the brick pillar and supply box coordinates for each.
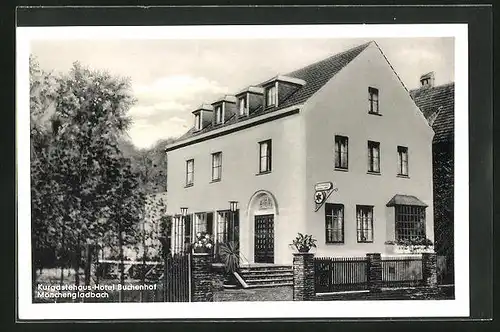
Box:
[210,262,226,293]
[422,252,438,288]
[292,252,315,301]
[191,253,213,302]
[366,253,382,293]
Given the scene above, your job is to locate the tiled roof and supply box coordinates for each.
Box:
[175,41,372,142]
[386,194,428,207]
[410,82,454,144]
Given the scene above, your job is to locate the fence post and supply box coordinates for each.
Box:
[191,252,213,302]
[292,252,315,301]
[366,253,382,293]
[422,252,438,288]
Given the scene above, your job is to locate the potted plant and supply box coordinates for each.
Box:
[218,242,240,287]
[386,237,434,254]
[290,233,317,253]
[192,232,213,254]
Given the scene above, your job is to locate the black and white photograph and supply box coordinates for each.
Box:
[17,22,470,320]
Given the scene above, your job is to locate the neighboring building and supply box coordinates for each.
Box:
[165,41,435,265]
[410,74,454,282]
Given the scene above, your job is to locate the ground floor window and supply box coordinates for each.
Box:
[356,205,374,243]
[325,203,344,243]
[195,212,214,235]
[171,215,192,254]
[217,210,230,244]
[216,210,239,245]
[395,205,426,241]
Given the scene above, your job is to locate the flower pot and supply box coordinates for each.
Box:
[297,247,310,253]
[193,247,209,254]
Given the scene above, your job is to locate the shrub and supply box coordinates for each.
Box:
[219,242,240,274]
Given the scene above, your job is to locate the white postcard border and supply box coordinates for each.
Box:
[17,23,469,320]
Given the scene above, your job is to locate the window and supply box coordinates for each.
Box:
[368,87,379,114]
[215,210,239,244]
[215,105,223,124]
[266,85,277,107]
[195,212,214,235]
[368,141,380,173]
[211,152,222,181]
[259,140,272,173]
[397,146,409,176]
[185,159,194,186]
[216,210,230,244]
[325,203,344,243]
[171,215,192,254]
[194,113,202,130]
[395,205,426,241]
[356,205,374,243]
[239,96,247,116]
[184,214,192,251]
[334,135,348,169]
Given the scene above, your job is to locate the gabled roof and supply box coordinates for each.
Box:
[410,82,454,144]
[175,41,372,142]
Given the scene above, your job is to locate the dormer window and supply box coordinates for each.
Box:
[238,96,247,116]
[215,105,223,124]
[194,113,202,131]
[265,85,277,107]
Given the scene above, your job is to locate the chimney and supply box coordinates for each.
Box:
[419,72,435,88]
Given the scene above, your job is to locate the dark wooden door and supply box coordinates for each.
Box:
[254,214,274,263]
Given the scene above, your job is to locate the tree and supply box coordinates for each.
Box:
[30,56,62,286]
[30,59,146,293]
[121,137,174,194]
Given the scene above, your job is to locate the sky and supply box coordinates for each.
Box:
[31,37,454,149]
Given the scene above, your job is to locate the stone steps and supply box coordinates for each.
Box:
[234,264,293,289]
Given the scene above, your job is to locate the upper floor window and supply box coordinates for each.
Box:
[265,85,277,107]
[211,152,222,181]
[239,96,247,116]
[395,205,426,241]
[334,135,348,170]
[194,113,202,131]
[368,87,379,114]
[215,105,223,124]
[325,203,344,243]
[368,141,380,173]
[185,159,194,186]
[259,139,272,173]
[397,146,409,176]
[356,205,374,243]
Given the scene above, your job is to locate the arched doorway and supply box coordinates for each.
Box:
[247,191,278,264]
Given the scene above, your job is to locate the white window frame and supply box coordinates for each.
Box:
[265,84,277,107]
[215,104,224,124]
[239,95,248,116]
[211,152,222,181]
[397,146,409,176]
[195,112,202,130]
[186,159,194,186]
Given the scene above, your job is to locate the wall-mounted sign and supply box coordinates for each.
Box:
[315,182,333,191]
[259,195,273,210]
[314,181,338,212]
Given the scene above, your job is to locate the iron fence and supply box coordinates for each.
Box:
[314,256,368,293]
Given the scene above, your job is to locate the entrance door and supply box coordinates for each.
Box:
[254,214,274,263]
